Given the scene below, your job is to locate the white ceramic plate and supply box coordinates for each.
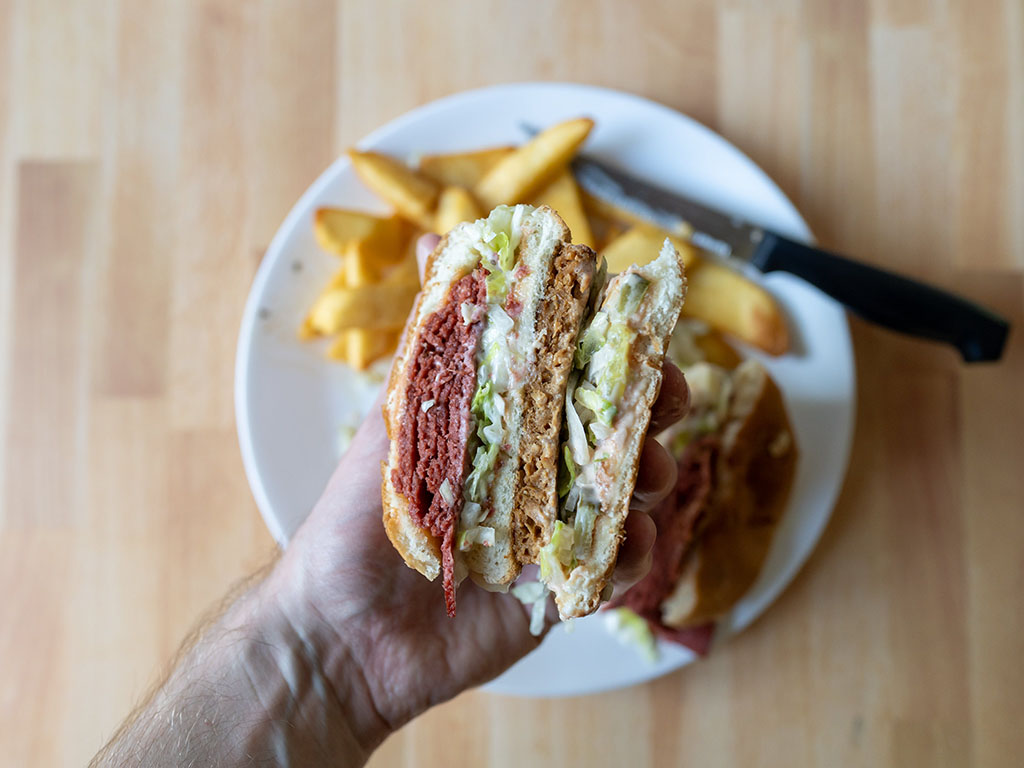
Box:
[235,83,855,698]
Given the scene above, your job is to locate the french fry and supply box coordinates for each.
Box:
[418,146,515,188]
[348,150,439,229]
[585,206,628,252]
[600,225,698,273]
[474,118,594,209]
[298,316,318,341]
[343,241,379,286]
[695,331,743,369]
[298,266,348,339]
[307,281,420,334]
[434,186,482,233]
[531,170,594,246]
[328,329,400,370]
[342,229,409,286]
[384,250,421,288]
[582,190,695,238]
[682,260,789,355]
[314,208,401,256]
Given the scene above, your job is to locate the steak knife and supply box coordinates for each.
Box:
[523,125,1009,363]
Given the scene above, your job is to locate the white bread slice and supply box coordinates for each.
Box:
[548,240,687,619]
[382,205,594,594]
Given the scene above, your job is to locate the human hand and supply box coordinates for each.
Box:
[267,234,690,751]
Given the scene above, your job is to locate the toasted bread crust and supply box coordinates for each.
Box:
[513,243,597,562]
[551,244,687,619]
[380,235,447,581]
[552,353,664,617]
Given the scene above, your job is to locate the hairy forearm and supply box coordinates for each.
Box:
[92,570,389,768]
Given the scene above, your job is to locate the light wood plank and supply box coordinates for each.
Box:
[959,274,1024,766]
[4,162,96,527]
[91,0,183,398]
[9,0,110,158]
[952,0,1014,268]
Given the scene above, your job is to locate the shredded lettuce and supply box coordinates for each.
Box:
[460,501,483,528]
[548,267,654,580]
[616,273,650,316]
[563,374,591,468]
[557,444,577,498]
[573,502,597,560]
[511,580,547,604]
[471,380,492,412]
[575,384,616,426]
[604,608,658,663]
[460,301,482,325]
[484,268,508,302]
[465,442,499,502]
[529,595,547,636]
[575,312,609,368]
[588,420,612,444]
[438,478,455,507]
[492,232,514,270]
[458,525,495,551]
[590,322,634,404]
[457,205,532,545]
[539,520,575,583]
[511,581,549,637]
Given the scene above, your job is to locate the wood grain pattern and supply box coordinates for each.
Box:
[1,1,1021,765]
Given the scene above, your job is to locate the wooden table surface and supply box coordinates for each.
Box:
[2,1,1022,766]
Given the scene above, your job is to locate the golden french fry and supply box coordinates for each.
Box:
[474,118,594,209]
[307,281,420,334]
[418,146,515,188]
[584,203,627,251]
[328,329,400,370]
[341,228,410,286]
[348,150,439,229]
[326,334,349,361]
[384,250,421,288]
[582,191,695,239]
[600,225,698,273]
[434,186,482,233]
[327,266,348,289]
[314,208,400,256]
[531,170,594,246]
[298,316,317,341]
[344,242,379,286]
[299,266,347,339]
[695,331,743,369]
[682,260,789,355]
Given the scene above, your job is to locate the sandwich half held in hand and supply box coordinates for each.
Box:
[539,241,687,618]
[381,204,685,619]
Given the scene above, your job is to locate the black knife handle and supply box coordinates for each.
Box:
[752,233,1010,362]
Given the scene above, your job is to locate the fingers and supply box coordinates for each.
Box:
[610,423,683,593]
[648,361,689,435]
[611,510,656,591]
[630,437,678,513]
[416,233,441,284]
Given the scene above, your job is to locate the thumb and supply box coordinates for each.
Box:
[416,233,441,283]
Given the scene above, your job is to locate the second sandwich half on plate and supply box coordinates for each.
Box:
[380,203,686,621]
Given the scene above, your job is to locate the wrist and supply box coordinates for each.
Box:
[260,555,395,756]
